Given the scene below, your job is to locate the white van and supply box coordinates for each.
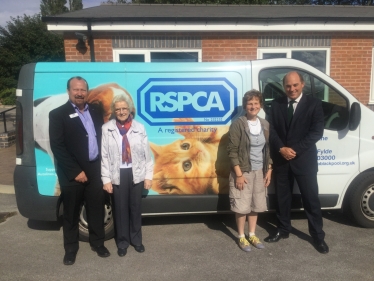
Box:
[14,59,372,240]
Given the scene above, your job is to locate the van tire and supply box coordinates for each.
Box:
[78,202,115,242]
[344,172,374,228]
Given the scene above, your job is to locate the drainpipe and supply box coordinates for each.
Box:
[87,21,95,62]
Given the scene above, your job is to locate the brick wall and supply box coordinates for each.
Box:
[202,33,258,62]
[330,33,373,105]
[64,33,113,62]
[64,32,259,62]
[0,131,15,148]
[63,31,374,105]
[64,37,90,62]
[93,37,113,62]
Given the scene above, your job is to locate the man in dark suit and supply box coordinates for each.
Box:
[265,71,329,254]
[49,76,110,265]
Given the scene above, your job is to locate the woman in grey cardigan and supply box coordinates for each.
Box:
[227,89,272,252]
[101,94,153,257]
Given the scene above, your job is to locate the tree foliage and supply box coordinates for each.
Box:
[0,88,16,105]
[40,0,83,16]
[69,0,83,11]
[131,0,270,3]
[104,0,129,3]
[0,14,65,92]
[40,0,68,16]
[127,0,374,4]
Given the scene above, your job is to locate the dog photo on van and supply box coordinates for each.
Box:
[33,83,134,196]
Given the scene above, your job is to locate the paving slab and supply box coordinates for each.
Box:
[0,144,16,187]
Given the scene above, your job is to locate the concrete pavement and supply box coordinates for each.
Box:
[1,138,374,279]
[0,184,14,194]
[1,195,374,281]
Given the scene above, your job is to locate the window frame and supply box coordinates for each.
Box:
[257,48,331,76]
[113,49,202,63]
[258,67,350,131]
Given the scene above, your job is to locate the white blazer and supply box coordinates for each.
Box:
[101,119,153,185]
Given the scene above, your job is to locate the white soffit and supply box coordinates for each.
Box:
[47,22,374,32]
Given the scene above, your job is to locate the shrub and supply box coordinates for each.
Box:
[0,88,16,105]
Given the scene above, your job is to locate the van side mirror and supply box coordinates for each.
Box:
[349,102,361,131]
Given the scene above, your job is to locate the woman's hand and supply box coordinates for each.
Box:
[264,169,272,188]
[233,166,247,190]
[144,179,152,190]
[103,182,113,193]
[236,175,247,190]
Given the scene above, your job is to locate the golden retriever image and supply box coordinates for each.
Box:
[34,83,134,196]
[86,83,135,122]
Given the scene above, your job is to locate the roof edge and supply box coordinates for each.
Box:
[42,16,374,23]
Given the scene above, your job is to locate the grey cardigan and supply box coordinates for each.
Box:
[227,116,272,174]
[101,119,153,185]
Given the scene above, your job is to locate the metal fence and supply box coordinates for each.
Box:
[0,107,16,134]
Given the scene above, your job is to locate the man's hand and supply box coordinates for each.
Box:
[75,171,88,183]
[280,147,296,161]
[103,182,113,193]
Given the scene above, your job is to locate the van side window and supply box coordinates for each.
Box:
[313,76,349,131]
[259,68,349,131]
[259,68,311,114]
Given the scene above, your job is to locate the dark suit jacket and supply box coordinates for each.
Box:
[269,94,324,175]
[49,101,104,186]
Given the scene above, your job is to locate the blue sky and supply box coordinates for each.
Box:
[0,0,105,27]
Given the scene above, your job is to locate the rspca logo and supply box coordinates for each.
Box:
[137,78,237,125]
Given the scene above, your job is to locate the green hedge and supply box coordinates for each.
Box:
[0,88,16,105]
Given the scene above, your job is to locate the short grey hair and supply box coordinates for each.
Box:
[242,89,263,109]
[111,94,135,115]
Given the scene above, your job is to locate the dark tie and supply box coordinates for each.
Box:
[287,100,296,124]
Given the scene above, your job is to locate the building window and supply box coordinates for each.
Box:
[113,49,202,62]
[119,54,145,62]
[258,48,330,75]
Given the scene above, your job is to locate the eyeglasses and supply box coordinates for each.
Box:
[114,107,130,113]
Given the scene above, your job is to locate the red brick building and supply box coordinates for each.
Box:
[43,4,374,109]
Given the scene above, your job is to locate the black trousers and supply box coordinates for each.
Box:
[274,166,325,242]
[61,170,105,253]
[112,168,143,249]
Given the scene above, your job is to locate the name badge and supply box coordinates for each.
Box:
[69,113,79,118]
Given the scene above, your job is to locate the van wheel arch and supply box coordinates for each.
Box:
[344,172,374,228]
[57,198,115,241]
[78,202,114,241]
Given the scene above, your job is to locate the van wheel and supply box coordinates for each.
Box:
[344,172,374,228]
[79,202,114,241]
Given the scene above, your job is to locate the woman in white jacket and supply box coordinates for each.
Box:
[101,94,153,257]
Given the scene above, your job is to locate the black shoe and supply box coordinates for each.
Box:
[264,232,289,243]
[134,244,145,253]
[314,240,329,254]
[63,252,77,265]
[91,245,111,258]
[117,248,127,257]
